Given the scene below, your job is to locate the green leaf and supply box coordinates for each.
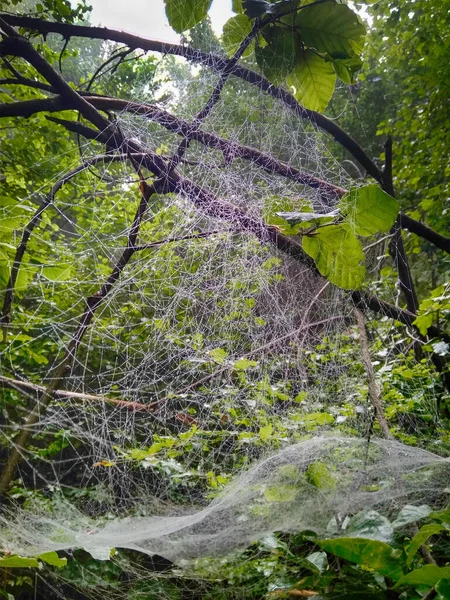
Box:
[287,49,336,112]
[37,551,67,568]
[164,0,212,33]
[41,264,74,282]
[209,347,228,364]
[338,185,398,237]
[259,423,273,441]
[395,565,450,588]
[264,482,297,502]
[430,508,450,525]
[0,555,40,568]
[329,54,363,84]
[234,358,258,370]
[223,14,254,58]
[437,579,450,600]
[255,27,297,83]
[392,505,432,528]
[406,523,445,566]
[347,510,394,543]
[295,1,366,59]
[305,550,328,573]
[242,0,271,18]
[413,312,434,336]
[232,0,243,13]
[318,538,403,579]
[302,224,365,290]
[306,461,336,490]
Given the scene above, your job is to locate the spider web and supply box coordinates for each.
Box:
[0,34,448,598]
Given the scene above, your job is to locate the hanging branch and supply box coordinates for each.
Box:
[383,136,419,314]
[354,308,393,439]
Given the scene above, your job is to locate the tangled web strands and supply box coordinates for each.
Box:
[0,56,447,563]
[3,438,449,562]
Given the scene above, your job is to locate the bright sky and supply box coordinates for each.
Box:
[89,0,234,42]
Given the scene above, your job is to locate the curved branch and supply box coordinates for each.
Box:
[3,94,449,255]
[0,13,383,183]
[400,213,450,254]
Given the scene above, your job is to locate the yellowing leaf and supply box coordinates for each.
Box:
[306,461,336,490]
[0,555,39,568]
[209,347,228,364]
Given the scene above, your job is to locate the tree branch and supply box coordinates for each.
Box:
[0,14,383,182]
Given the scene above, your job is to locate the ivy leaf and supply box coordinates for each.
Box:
[287,49,336,112]
[394,565,450,588]
[318,538,404,580]
[223,14,255,58]
[164,0,212,33]
[295,0,366,60]
[339,185,398,237]
[302,224,365,290]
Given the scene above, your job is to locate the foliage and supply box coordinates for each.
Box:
[0,0,449,599]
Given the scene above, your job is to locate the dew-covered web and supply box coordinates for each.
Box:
[0,43,448,595]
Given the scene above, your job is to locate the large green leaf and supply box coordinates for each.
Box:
[255,27,297,83]
[302,224,365,289]
[223,14,255,58]
[338,185,399,237]
[0,555,39,568]
[392,504,432,528]
[165,0,212,33]
[318,538,403,579]
[406,523,446,566]
[346,510,394,543]
[295,1,365,59]
[287,49,336,112]
[394,565,450,588]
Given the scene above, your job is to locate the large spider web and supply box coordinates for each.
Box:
[0,37,448,598]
